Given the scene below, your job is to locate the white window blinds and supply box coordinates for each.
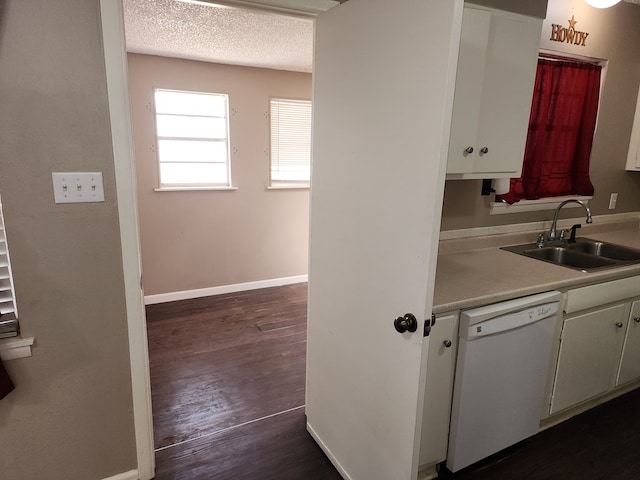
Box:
[0,196,19,338]
[270,98,312,185]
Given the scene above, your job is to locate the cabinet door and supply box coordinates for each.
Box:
[625,85,640,171]
[419,312,459,468]
[550,303,629,414]
[447,6,542,178]
[446,7,490,175]
[617,300,640,386]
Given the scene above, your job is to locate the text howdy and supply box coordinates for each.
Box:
[550,16,589,47]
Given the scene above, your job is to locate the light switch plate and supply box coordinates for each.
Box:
[52,172,105,204]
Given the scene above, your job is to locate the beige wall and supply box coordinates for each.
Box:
[128,54,311,296]
[0,1,136,479]
[441,0,640,231]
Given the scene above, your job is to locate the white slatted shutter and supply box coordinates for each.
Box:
[0,196,19,338]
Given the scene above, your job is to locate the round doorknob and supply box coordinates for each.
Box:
[443,339,452,348]
[394,313,418,333]
[480,147,489,154]
[634,317,640,323]
[616,322,624,328]
[464,146,474,154]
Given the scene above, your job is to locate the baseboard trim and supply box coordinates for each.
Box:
[144,275,308,305]
[306,422,352,480]
[102,470,139,480]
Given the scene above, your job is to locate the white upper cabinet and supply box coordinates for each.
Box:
[625,85,640,171]
[446,5,543,179]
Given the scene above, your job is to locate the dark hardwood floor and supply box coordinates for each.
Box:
[146,283,341,479]
[440,386,640,480]
[147,283,640,480]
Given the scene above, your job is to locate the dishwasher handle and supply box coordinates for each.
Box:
[462,301,560,341]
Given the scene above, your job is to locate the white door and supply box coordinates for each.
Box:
[306,1,463,479]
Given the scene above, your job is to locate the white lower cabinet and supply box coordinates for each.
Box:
[617,300,640,386]
[419,312,459,473]
[550,276,640,415]
[550,303,629,415]
[423,279,640,476]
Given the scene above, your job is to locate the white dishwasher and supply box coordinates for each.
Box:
[446,291,562,473]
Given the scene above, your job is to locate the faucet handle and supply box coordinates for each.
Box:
[569,224,582,243]
[536,233,545,248]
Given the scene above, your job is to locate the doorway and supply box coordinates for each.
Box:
[100,1,324,477]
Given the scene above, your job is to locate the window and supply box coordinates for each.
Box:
[497,56,603,205]
[154,89,232,189]
[0,196,19,339]
[270,98,312,186]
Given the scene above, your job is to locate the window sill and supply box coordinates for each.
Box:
[267,184,310,190]
[0,336,35,361]
[154,186,238,192]
[490,195,592,215]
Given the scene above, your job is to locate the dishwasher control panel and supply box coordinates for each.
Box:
[463,302,559,340]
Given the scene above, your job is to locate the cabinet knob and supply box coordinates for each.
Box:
[464,146,474,155]
[443,339,452,348]
[616,322,624,329]
[634,317,640,323]
[480,147,489,154]
[394,313,418,333]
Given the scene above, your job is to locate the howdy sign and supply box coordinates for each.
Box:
[550,15,589,46]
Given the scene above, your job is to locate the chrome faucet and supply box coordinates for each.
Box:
[548,199,593,241]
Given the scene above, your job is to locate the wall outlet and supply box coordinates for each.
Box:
[609,193,618,210]
[52,172,105,204]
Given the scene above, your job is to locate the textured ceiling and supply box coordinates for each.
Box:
[123,0,637,74]
[122,0,337,73]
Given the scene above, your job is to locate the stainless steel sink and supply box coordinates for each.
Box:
[501,238,640,272]
[565,239,640,261]
[523,246,617,269]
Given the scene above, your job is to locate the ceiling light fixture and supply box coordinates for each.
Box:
[584,0,622,8]
[175,0,337,17]
[175,0,233,8]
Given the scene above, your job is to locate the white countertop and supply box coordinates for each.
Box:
[433,224,640,314]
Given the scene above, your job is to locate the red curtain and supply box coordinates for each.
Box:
[497,59,601,204]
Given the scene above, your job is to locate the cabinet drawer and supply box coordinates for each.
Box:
[564,275,640,314]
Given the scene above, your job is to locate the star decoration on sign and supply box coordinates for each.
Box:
[568,15,577,29]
